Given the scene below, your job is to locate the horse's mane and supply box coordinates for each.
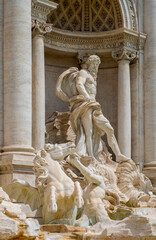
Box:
[33,151,49,194]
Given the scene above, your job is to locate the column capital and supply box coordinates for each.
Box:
[32,19,53,37]
[112,48,138,62]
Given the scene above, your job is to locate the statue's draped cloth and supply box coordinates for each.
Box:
[56,67,109,158]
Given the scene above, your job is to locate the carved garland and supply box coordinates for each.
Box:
[127,0,138,31]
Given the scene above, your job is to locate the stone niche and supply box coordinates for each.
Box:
[45,51,78,118]
[45,51,118,137]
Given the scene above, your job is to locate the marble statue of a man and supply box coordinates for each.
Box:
[56,55,128,162]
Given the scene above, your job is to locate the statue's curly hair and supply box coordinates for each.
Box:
[86,55,101,65]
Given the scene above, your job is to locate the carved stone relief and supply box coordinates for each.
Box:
[127,0,138,31]
[32,19,53,36]
[112,47,138,62]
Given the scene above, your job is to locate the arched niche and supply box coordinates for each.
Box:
[48,0,122,32]
[44,0,142,122]
[44,0,143,161]
[48,0,138,33]
[44,0,141,54]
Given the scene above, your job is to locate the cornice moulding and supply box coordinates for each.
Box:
[32,0,57,22]
[48,27,144,38]
[44,28,146,53]
[33,0,57,8]
[32,0,58,9]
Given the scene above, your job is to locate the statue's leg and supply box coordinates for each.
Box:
[81,109,93,156]
[47,186,58,213]
[74,181,84,208]
[104,122,121,155]
[97,114,129,161]
[70,155,104,185]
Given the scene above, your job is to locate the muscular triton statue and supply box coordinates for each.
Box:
[56,55,128,162]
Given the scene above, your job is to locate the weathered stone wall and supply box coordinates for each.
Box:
[45,53,78,119]
[97,57,118,137]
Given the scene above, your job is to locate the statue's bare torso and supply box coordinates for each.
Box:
[76,69,97,100]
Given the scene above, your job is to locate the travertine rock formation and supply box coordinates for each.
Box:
[0,187,40,240]
[45,111,75,144]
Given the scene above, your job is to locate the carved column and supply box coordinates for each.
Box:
[112,49,137,158]
[143,0,156,191]
[32,20,52,151]
[1,0,34,185]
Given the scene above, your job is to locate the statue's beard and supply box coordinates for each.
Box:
[89,70,97,79]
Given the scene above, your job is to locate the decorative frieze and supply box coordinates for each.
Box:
[44,28,146,53]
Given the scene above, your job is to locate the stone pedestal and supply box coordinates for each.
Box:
[112,48,137,158]
[0,0,35,186]
[143,0,156,189]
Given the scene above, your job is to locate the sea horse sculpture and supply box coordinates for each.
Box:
[3,142,84,224]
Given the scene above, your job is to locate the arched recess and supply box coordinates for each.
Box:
[44,0,143,166]
[48,0,138,33]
